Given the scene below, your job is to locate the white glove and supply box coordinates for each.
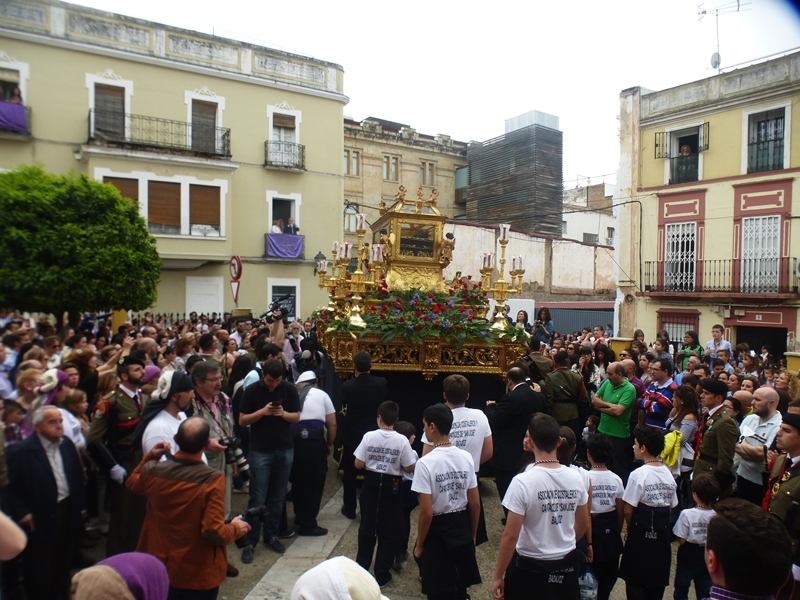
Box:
[110,464,127,485]
[793,564,800,581]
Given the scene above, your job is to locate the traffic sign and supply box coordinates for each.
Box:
[229,255,242,280]
[230,280,240,303]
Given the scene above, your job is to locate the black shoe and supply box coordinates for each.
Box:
[298,526,328,536]
[501,517,507,525]
[341,506,356,519]
[376,573,392,588]
[278,529,296,539]
[241,546,254,563]
[268,537,286,553]
[392,556,403,572]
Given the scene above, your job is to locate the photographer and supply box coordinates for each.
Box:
[283,321,304,372]
[265,301,290,345]
[532,307,554,345]
[126,418,250,599]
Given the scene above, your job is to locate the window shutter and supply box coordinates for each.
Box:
[0,68,19,83]
[273,113,295,129]
[189,184,220,226]
[95,84,125,138]
[104,177,139,202]
[147,181,181,227]
[699,122,710,152]
[191,100,217,153]
[654,132,670,159]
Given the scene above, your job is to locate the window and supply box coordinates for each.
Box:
[271,285,297,320]
[0,68,21,103]
[344,205,358,232]
[95,84,125,139]
[562,220,568,235]
[104,177,138,202]
[741,215,780,292]
[383,156,399,181]
[420,161,435,186]
[344,150,359,176]
[191,100,217,154]
[147,181,181,235]
[606,227,615,245]
[655,123,709,184]
[656,309,700,343]
[189,184,220,236]
[664,222,696,292]
[583,233,599,244]
[747,108,785,173]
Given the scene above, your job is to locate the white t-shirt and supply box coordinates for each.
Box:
[502,465,589,560]
[623,464,678,508]
[421,406,491,473]
[354,429,417,476]
[141,410,208,464]
[570,464,591,493]
[298,387,335,423]
[412,445,476,514]
[738,412,782,484]
[587,468,624,514]
[673,507,715,544]
[59,408,86,451]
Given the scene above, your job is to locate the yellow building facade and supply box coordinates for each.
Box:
[0,0,347,320]
[342,117,467,249]
[617,51,800,356]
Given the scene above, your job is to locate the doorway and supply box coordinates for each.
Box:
[272,198,293,231]
[735,325,786,362]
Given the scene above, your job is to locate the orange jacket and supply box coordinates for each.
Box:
[126,451,238,590]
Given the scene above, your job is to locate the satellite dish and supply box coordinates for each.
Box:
[711,52,721,69]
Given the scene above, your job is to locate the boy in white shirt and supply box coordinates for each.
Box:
[421,374,492,545]
[412,403,481,600]
[492,413,590,600]
[673,473,718,600]
[354,401,416,588]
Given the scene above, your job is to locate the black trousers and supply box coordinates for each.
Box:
[292,470,326,531]
[736,476,766,506]
[22,499,75,600]
[342,445,358,513]
[495,468,517,515]
[592,559,619,600]
[607,434,631,486]
[167,587,219,600]
[625,583,666,600]
[503,553,580,600]
[357,530,395,583]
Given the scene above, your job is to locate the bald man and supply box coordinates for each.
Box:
[735,386,782,505]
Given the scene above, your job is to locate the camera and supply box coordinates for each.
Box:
[286,332,295,341]
[219,437,250,482]
[226,505,268,548]
[534,320,543,326]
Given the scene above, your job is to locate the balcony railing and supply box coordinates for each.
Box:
[88,109,231,158]
[747,139,784,173]
[0,101,30,135]
[669,154,698,184]
[264,141,305,170]
[644,258,799,294]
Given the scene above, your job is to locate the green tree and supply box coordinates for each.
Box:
[0,165,161,324]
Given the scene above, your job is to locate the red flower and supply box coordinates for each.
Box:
[457,324,464,330]
[477,281,483,287]
[433,322,440,328]
[460,306,467,313]
[432,306,440,314]
[449,289,454,294]
[380,314,386,320]
[428,292,434,298]
[422,315,428,321]
[467,275,472,280]
[415,310,422,317]
[399,317,405,323]
[468,314,474,321]
[396,303,403,309]
[415,324,423,331]
[396,296,402,302]
[448,326,455,332]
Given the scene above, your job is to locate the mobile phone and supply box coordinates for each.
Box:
[272,397,283,408]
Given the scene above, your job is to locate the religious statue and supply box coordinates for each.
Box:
[427,189,439,207]
[379,227,394,260]
[360,242,370,272]
[379,200,387,216]
[395,186,407,202]
[441,232,455,266]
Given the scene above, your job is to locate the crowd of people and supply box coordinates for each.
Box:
[0,306,798,600]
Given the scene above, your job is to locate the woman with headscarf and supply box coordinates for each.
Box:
[71,552,169,600]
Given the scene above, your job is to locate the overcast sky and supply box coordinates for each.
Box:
[76,0,800,187]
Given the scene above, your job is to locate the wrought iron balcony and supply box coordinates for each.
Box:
[88,109,231,158]
[669,154,698,184]
[747,139,784,173]
[264,141,305,170]
[643,258,800,294]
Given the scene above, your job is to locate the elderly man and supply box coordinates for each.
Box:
[674,355,701,386]
[592,362,637,484]
[735,387,781,505]
[127,418,250,599]
[6,405,86,600]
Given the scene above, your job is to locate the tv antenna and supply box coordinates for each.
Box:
[699,1,751,73]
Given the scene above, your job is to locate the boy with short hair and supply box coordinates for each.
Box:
[354,401,416,588]
[413,403,481,600]
[582,415,599,443]
[704,325,732,360]
[673,473,719,600]
[716,348,734,375]
[3,400,23,448]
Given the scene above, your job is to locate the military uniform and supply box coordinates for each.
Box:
[543,367,588,441]
[692,406,739,495]
[767,453,800,600]
[87,385,148,556]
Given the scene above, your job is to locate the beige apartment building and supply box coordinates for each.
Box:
[342,117,467,247]
[0,0,347,319]
[616,51,800,357]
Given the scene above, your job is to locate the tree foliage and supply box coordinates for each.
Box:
[0,165,161,318]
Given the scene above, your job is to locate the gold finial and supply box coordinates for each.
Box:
[416,187,424,200]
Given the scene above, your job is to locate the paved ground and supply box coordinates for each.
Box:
[84,459,695,600]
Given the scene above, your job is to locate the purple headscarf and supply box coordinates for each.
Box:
[45,369,71,406]
[143,365,162,386]
[97,553,169,600]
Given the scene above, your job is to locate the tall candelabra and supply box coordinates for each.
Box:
[480,224,526,330]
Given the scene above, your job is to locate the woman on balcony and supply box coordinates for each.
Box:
[271,219,282,234]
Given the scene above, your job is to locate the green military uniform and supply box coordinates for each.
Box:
[87,385,148,556]
[526,352,553,383]
[767,453,800,600]
[543,367,588,427]
[692,406,739,494]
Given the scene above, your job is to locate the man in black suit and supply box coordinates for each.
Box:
[486,367,547,511]
[6,405,86,600]
[339,351,388,518]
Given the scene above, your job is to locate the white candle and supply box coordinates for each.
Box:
[376,245,383,261]
[489,253,495,268]
[318,260,327,273]
[357,213,366,230]
[337,245,345,260]
[482,253,488,269]
[500,224,510,241]
[518,255,524,270]
[512,256,517,271]
[332,241,340,255]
